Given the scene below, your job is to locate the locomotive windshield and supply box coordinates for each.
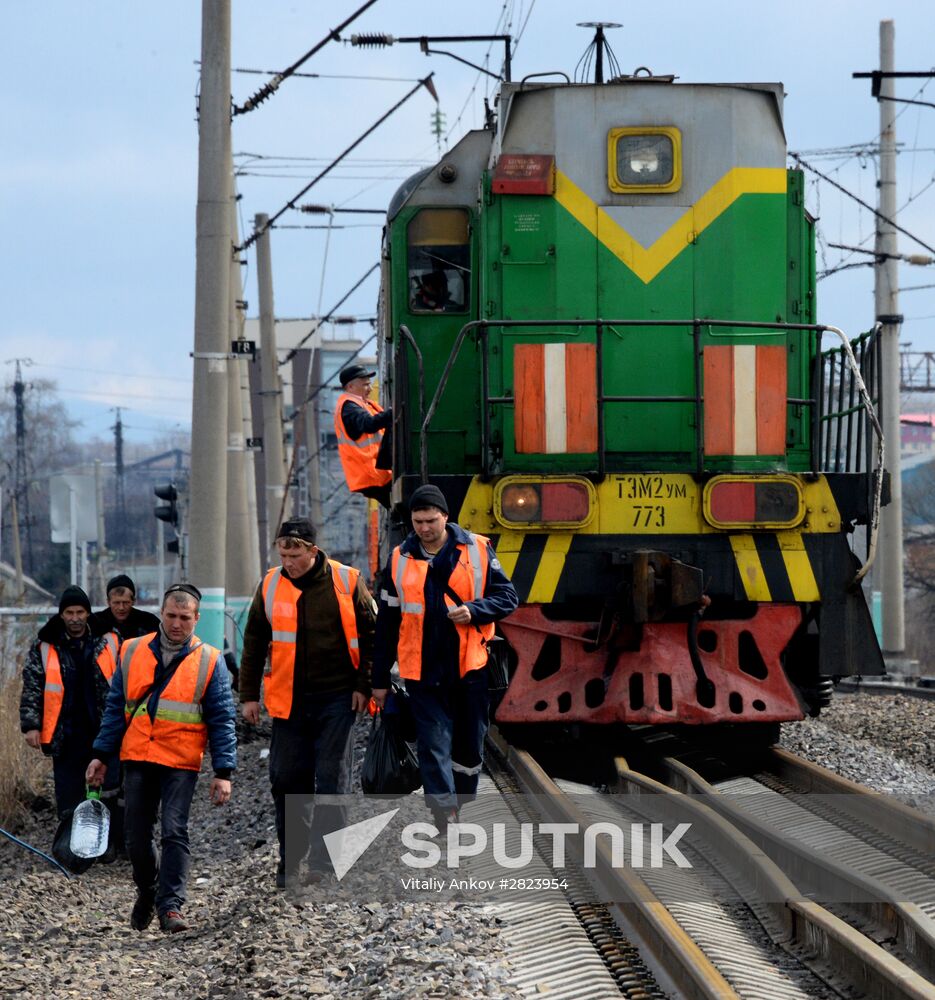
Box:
[407,208,470,313]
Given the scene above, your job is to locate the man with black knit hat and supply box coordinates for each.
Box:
[90,574,161,642]
[239,517,377,889]
[20,585,121,820]
[374,485,518,830]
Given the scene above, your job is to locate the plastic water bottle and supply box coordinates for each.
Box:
[70,789,110,859]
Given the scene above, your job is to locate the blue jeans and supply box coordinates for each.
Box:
[123,762,198,915]
[407,668,489,814]
[270,690,355,875]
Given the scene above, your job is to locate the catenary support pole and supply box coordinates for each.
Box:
[188,0,231,648]
[876,19,905,654]
[256,211,288,563]
[226,195,261,643]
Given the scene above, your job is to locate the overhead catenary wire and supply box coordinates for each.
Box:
[790,152,935,256]
[232,0,381,115]
[279,263,379,366]
[237,75,436,252]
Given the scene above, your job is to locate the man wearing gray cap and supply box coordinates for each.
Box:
[333,363,392,507]
[373,485,518,831]
[239,517,377,889]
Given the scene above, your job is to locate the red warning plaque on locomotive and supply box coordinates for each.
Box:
[492,154,555,195]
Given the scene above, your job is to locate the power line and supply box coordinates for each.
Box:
[232,0,380,115]
[790,152,935,256]
[232,67,423,83]
[279,263,379,366]
[237,76,436,251]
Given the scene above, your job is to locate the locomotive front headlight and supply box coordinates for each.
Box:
[495,477,595,528]
[500,484,541,523]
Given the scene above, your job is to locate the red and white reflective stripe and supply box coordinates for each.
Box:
[514,342,598,454]
[704,344,787,456]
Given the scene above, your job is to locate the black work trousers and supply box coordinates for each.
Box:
[123,762,198,916]
[270,689,356,876]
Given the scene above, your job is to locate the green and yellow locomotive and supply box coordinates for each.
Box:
[378,59,885,738]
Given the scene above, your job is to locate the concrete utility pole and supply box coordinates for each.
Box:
[255,212,288,562]
[226,198,261,636]
[876,19,905,655]
[307,348,324,533]
[188,0,231,648]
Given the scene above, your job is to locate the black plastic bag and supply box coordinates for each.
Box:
[360,712,422,796]
[51,809,94,875]
[384,682,417,743]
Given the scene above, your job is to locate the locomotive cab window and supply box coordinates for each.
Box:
[407,208,470,314]
[608,127,682,194]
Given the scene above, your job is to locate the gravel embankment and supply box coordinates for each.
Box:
[0,718,519,1000]
[779,690,935,811]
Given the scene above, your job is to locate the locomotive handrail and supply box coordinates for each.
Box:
[396,325,426,482]
[443,316,824,478]
[413,316,883,579]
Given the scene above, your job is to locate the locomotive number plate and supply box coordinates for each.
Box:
[609,475,700,533]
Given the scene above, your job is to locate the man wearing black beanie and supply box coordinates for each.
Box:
[90,574,161,642]
[20,585,121,822]
[374,485,518,831]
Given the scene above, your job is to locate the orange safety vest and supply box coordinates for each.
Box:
[392,533,495,681]
[39,632,120,746]
[260,560,362,719]
[119,633,220,771]
[334,392,392,491]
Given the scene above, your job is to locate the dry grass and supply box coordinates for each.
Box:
[0,651,50,829]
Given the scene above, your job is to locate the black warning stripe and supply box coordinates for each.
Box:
[752,533,796,603]
[509,534,548,602]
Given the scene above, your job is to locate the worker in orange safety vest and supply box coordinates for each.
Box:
[20,585,121,822]
[373,485,518,831]
[239,518,377,889]
[86,584,236,934]
[333,363,392,508]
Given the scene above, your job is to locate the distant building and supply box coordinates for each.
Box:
[902,414,935,456]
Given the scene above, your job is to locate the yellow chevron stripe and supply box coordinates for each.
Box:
[778,535,820,601]
[491,532,522,579]
[554,167,788,284]
[527,534,573,603]
[729,535,772,601]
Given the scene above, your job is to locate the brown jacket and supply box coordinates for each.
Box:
[239,550,374,703]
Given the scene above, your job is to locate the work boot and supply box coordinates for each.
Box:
[159,910,188,933]
[130,890,156,931]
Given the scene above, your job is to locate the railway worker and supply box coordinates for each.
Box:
[86,583,236,934]
[239,517,376,889]
[373,484,519,830]
[90,574,161,642]
[334,363,392,509]
[412,268,453,312]
[19,585,121,822]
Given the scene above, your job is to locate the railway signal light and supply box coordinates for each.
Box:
[154,482,179,526]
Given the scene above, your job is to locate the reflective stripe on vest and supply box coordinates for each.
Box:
[260,561,362,719]
[39,636,119,745]
[120,638,220,771]
[392,533,495,682]
[333,392,392,491]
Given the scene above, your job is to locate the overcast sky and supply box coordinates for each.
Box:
[5,0,935,444]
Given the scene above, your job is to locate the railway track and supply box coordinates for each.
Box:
[487,728,935,999]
